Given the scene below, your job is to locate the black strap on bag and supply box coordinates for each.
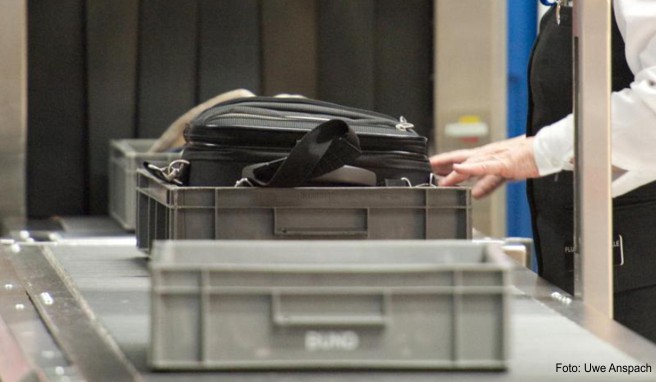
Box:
[145,119,366,187]
[241,119,362,187]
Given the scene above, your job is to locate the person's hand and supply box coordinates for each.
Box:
[430,135,540,198]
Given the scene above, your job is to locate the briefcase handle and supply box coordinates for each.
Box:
[240,119,363,187]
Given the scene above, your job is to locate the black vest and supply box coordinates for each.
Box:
[527,6,633,136]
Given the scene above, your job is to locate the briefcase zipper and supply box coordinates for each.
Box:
[200,96,403,124]
[185,125,428,155]
[185,142,428,161]
[198,114,416,138]
[218,113,416,131]
[216,112,332,123]
[205,112,399,127]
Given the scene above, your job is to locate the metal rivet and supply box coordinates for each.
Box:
[4,284,13,291]
[15,303,24,311]
[40,292,54,306]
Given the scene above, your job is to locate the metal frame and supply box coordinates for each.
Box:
[0,0,27,231]
[572,0,613,317]
[1,243,143,382]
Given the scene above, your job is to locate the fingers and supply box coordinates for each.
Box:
[431,141,516,176]
[430,149,473,175]
[472,175,505,199]
[431,135,538,189]
[436,153,510,187]
[453,158,509,178]
[444,137,538,179]
[438,169,472,187]
[434,150,502,187]
[438,172,504,199]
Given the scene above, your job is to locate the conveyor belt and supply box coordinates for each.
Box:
[2,240,656,381]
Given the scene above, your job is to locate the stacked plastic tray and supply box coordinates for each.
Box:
[136,169,472,253]
[149,240,511,370]
[109,139,180,230]
[138,167,512,371]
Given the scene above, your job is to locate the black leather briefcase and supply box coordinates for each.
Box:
[154,97,432,188]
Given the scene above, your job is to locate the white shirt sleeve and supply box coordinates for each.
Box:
[532,0,656,197]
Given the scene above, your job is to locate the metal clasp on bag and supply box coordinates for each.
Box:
[146,159,190,186]
[416,173,439,188]
[396,116,415,131]
[234,178,255,188]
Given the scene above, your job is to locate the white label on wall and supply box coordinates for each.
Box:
[305,330,359,352]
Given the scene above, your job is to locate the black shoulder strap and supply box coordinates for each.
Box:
[241,119,361,187]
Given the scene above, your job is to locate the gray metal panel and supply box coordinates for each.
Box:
[197,0,261,100]
[137,0,198,139]
[4,244,143,381]
[86,0,140,214]
[0,0,26,226]
[261,0,318,97]
[0,248,78,382]
[317,0,376,109]
[572,1,613,316]
[27,0,87,217]
[375,0,433,139]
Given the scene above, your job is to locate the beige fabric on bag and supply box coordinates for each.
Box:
[148,88,256,153]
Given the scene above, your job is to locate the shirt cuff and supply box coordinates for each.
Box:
[532,114,575,176]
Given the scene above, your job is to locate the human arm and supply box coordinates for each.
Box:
[430,135,539,198]
[434,0,656,198]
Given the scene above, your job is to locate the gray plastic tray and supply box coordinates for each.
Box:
[109,140,180,230]
[149,240,511,370]
[136,170,471,253]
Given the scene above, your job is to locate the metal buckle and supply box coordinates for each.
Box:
[416,173,439,188]
[234,178,255,188]
[147,159,190,186]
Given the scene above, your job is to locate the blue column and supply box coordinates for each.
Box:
[506,0,538,239]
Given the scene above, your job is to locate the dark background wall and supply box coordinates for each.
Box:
[27,0,433,218]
